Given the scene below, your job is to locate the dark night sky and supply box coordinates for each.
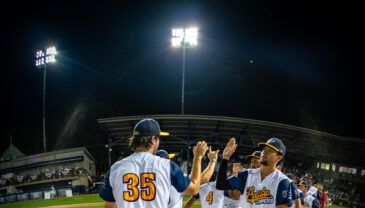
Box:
[1,1,363,158]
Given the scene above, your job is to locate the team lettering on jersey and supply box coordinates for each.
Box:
[246,186,274,205]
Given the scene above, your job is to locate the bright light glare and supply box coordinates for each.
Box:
[185,28,198,46]
[46,46,57,55]
[35,46,57,67]
[171,27,198,47]
[172,28,184,47]
[46,55,56,63]
[172,38,182,47]
[36,50,44,59]
[172,28,184,37]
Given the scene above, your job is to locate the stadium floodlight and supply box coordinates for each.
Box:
[171,27,198,114]
[35,46,57,67]
[171,27,198,47]
[34,46,57,153]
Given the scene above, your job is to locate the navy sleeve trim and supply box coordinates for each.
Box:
[99,171,116,202]
[299,192,304,205]
[290,182,300,200]
[170,161,191,192]
[276,179,293,206]
[226,170,248,193]
[224,190,229,197]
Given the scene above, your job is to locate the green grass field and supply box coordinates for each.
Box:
[0,194,344,208]
[0,194,103,208]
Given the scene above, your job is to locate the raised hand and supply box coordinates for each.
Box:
[222,138,237,160]
[207,146,220,162]
[194,141,209,159]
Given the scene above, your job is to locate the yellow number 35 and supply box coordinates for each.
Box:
[123,173,156,202]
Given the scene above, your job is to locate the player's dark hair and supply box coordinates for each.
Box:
[128,136,154,151]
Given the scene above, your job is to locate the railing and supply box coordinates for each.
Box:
[0,186,74,204]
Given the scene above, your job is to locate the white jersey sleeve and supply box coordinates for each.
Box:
[304,194,320,208]
[308,186,318,197]
[168,173,187,208]
[223,194,245,208]
[167,186,183,208]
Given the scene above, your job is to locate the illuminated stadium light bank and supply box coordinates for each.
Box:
[34,46,57,153]
[171,27,198,47]
[35,46,57,67]
[171,27,198,114]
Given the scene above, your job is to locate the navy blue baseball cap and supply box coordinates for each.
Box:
[245,151,261,161]
[300,177,309,183]
[285,173,296,180]
[156,150,175,159]
[298,180,309,187]
[304,173,313,179]
[156,150,169,159]
[258,138,286,156]
[133,118,169,137]
[276,159,284,167]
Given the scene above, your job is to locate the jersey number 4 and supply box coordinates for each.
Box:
[206,191,213,205]
[123,173,156,202]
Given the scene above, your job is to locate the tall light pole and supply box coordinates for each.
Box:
[35,46,57,152]
[171,27,198,114]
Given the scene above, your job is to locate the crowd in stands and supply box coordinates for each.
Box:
[0,167,89,187]
[283,163,365,208]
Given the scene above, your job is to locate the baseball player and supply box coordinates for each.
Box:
[298,180,319,208]
[246,151,262,169]
[232,162,244,176]
[285,173,302,208]
[185,174,225,208]
[155,149,183,208]
[184,147,221,208]
[295,178,305,205]
[216,137,293,208]
[223,153,255,207]
[223,150,262,207]
[99,118,209,208]
[304,174,318,199]
[156,147,219,208]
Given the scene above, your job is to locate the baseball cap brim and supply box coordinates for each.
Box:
[245,155,260,161]
[160,131,169,136]
[258,142,281,154]
[298,182,308,187]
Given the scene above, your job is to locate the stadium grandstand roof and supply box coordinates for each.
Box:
[97,115,365,167]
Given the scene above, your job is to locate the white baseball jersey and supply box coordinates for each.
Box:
[223,194,244,208]
[304,194,319,208]
[308,186,318,198]
[196,181,224,208]
[99,152,191,208]
[168,186,183,208]
[227,168,293,208]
